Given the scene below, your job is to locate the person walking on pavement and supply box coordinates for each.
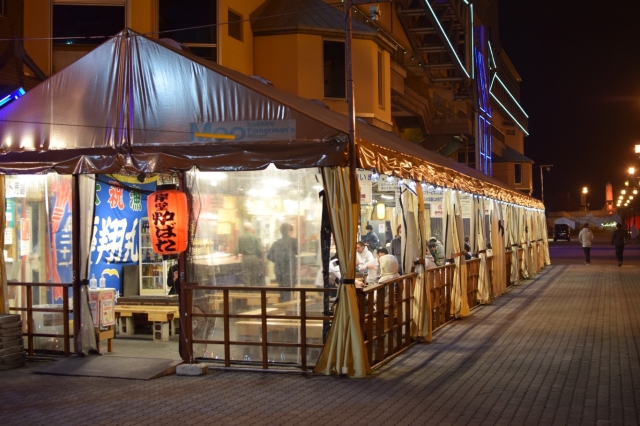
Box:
[578,223,594,265]
[611,223,626,266]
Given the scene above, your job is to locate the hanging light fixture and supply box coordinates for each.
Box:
[376,202,386,219]
[147,184,189,255]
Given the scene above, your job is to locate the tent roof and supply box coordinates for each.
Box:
[0,29,542,209]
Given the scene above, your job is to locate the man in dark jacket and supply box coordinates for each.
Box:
[611,223,626,266]
[361,224,380,252]
[267,223,298,300]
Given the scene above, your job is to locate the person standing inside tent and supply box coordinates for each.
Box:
[235,222,264,286]
[267,223,298,301]
[611,223,626,267]
[578,223,594,265]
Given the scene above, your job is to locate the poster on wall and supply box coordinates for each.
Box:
[100,291,115,326]
[425,194,444,218]
[90,175,157,295]
[89,292,99,328]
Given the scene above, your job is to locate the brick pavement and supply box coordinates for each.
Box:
[1,240,639,425]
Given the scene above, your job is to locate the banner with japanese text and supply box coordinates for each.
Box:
[90,175,157,294]
[48,176,73,304]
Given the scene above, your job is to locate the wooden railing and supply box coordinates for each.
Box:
[427,264,455,331]
[356,273,417,368]
[182,284,334,371]
[7,282,72,356]
[466,258,481,309]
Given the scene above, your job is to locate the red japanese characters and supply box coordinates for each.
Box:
[146,187,189,255]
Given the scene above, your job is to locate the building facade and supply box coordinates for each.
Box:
[17,0,532,194]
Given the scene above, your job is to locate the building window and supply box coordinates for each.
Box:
[457,152,466,164]
[228,9,243,41]
[159,0,217,62]
[377,50,384,108]
[506,129,516,135]
[514,163,522,185]
[0,0,6,17]
[53,5,125,46]
[324,40,345,98]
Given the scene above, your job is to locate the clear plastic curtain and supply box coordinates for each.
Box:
[410,184,432,341]
[476,196,491,304]
[447,189,469,318]
[490,200,507,296]
[506,204,519,285]
[77,174,97,354]
[315,167,370,378]
[0,176,6,314]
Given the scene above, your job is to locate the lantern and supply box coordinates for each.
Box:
[147,185,189,255]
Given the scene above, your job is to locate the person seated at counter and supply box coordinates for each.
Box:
[356,241,377,286]
[235,222,265,286]
[314,255,341,288]
[464,235,472,260]
[355,253,400,288]
[378,254,400,284]
[428,241,441,266]
[429,237,445,265]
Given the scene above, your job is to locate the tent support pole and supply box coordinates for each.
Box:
[72,174,82,355]
[345,0,358,204]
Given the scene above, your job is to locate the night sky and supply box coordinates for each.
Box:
[498,2,640,212]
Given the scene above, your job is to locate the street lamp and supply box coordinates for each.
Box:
[581,186,588,211]
[539,164,553,205]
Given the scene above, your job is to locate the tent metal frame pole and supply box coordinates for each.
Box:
[345,0,358,203]
[72,174,81,355]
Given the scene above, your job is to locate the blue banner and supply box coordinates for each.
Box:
[90,175,156,294]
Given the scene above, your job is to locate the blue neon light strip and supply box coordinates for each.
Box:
[423,0,470,79]
[494,75,529,118]
[0,87,25,108]
[490,92,529,136]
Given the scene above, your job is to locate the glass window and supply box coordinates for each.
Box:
[228,9,243,42]
[159,0,217,62]
[324,40,345,98]
[53,5,125,46]
[514,163,522,184]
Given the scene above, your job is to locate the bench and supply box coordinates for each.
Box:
[114,306,180,342]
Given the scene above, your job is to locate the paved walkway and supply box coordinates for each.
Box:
[2,237,640,425]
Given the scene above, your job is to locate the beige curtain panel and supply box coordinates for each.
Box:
[490,199,507,297]
[411,183,433,342]
[447,190,470,319]
[476,196,491,304]
[315,167,371,378]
